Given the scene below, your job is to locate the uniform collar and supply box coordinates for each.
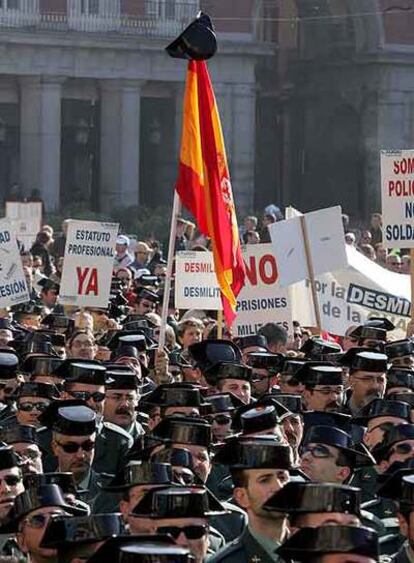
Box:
[248,525,281,562]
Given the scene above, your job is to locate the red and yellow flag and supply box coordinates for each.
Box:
[176,60,245,327]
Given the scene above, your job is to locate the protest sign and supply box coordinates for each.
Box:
[381,149,414,248]
[291,245,410,338]
[175,252,221,310]
[0,218,29,308]
[59,220,118,308]
[5,201,42,250]
[268,206,347,287]
[175,244,291,337]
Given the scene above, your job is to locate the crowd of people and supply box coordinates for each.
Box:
[0,213,411,562]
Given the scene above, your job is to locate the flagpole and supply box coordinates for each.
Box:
[300,215,322,334]
[217,310,223,339]
[158,190,181,350]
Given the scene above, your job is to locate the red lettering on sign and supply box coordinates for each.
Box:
[243,254,278,286]
[76,267,99,295]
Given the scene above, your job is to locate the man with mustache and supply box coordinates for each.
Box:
[296,364,345,413]
[342,350,388,416]
[103,368,144,439]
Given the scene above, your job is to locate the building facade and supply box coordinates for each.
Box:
[0,0,273,214]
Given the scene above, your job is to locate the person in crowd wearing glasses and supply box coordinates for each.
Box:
[341,350,388,416]
[205,394,237,443]
[300,426,374,484]
[0,351,24,422]
[0,426,44,476]
[133,287,159,316]
[39,363,133,476]
[276,359,305,394]
[0,446,25,522]
[210,437,294,563]
[65,329,97,361]
[132,486,227,563]
[295,364,345,413]
[2,382,60,429]
[13,484,79,563]
[385,340,414,370]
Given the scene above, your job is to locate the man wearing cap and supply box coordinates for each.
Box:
[55,361,134,475]
[150,415,247,542]
[246,352,284,397]
[0,446,25,523]
[114,235,133,270]
[263,482,361,529]
[277,525,379,562]
[386,340,414,370]
[207,363,253,405]
[210,437,294,563]
[104,367,144,440]
[296,364,344,413]
[342,350,388,416]
[382,475,414,562]
[300,425,374,484]
[132,485,227,562]
[0,426,43,475]
[42,402,110,509]
[40,512,125,563]
[0,351,24,422]
[133,288,159,316]
[2,382,59,429]
[37,278,63,316]
[276,360,305,394]
[12,485,79,563]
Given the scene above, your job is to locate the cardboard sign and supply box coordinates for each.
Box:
[291,245,410,338]
[59,220,119,307]
[0,218,29,307]
[269,206,347,287]
[5,201,42,250]
[175,244,292,336]
[381,149,414,248]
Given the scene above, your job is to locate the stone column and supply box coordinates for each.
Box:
[231,83,257,214]
[214,82,233,155]
[100,79,143,212]
[19,76,63,210]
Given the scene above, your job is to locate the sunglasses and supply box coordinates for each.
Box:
[156,525,208,540]
[207,414,232,426]
[302,444,334,459]
[391,442,414,456]
[70,391,105,403]
[24,511,62,529]
[0,474,22,487]
[18,402,49,412]
[56,440,95,454]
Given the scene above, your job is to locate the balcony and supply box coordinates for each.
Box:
[0,0,200,37]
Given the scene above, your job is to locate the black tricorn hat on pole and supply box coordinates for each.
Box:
[166,12,217,60]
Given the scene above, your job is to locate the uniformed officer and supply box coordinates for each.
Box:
[0,426,43,475]
[131,485,227,562]
[295,363,345,413]
[2,382,60,429]
[277,524,379,562]
[104,367,144,440]
[40,512,125,563]
[385,340,414,370]
[210,436,294,563]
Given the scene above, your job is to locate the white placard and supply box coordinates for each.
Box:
[381,149,414,248]
[269,205,347,286]
[59,220,119,307]
[0,218,29,307]
[175,244,292,336]
[292,245,410,338]
[5,202,42,250]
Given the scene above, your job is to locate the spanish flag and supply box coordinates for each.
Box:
[176,60,246,327]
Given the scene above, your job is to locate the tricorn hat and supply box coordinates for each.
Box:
[166,12,217,61]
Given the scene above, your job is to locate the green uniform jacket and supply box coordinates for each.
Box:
[208,528,284,563]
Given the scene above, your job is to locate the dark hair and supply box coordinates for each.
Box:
[231,469,248,488]
[258,323,288,346]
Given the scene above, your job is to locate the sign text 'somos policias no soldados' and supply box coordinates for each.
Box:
[381,150,414,247]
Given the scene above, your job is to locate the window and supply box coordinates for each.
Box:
[0,0,19,8]
[81,0,99,15]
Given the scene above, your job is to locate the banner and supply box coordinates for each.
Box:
[175,244,292,337]
[269,206,347,286]
[0,218,29,307]
[291,245,410,338]
[5,201,42,250]
[381,149,414,248]
[59,220,118,308]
